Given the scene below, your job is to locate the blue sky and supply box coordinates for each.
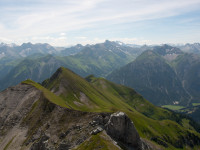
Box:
[0,0,200,46]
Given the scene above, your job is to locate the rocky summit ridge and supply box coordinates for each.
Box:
[0,82,152,150]
[1,67,200,149]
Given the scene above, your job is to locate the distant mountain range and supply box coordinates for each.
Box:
[107,45,200,107]
[0,41,199,60]
[59,44,84,56]
[1,41,200,105]
[0,40,145,91]
[0,42,57,59]
[0,42,59,79]
[172,53,200,101]
[178,43,200,54]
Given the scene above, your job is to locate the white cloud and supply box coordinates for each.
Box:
[0,37,12,43]
[60,33,66,36]
[0,0,200,45]
[29,36,68,46]
[75,36,87,40]
[110,38,152,45]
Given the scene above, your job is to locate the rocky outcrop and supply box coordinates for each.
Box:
[105,112,141,147]
[0,83,41,133]
[105,112,153,150]
[90,127,103,135]
[0,84,155,150]
[0,83,41,150]
[30,134,49,150]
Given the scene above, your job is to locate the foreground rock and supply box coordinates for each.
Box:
[105,112,153,150]
[0,83,154,150]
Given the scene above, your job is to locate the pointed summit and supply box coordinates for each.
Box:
[42,67,120,111]
[42,67,140,112]
[107,50,190,106]
[21,42,33,47]
[153,44,183,56]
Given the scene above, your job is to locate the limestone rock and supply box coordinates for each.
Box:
[31,134,49,150]
[91,127,103,135]
[105,112,143,150]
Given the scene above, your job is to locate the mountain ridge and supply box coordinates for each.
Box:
[1,67,200,149]
[107,48,190,106]
[0,40,139,91]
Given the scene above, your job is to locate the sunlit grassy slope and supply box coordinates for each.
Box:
[22,79,69,108]
[162,105,185,111]
[41,67,136,112]
[23,67,200,149]
[73,132,121,150]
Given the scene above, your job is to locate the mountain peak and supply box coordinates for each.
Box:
[135,50,159,61]
[153,45,183,56]
[44,66,76,85]
[21,42,33,47]
[104,40,117,46]
[104,40,111,43]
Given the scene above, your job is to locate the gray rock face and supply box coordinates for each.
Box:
[0,83,42,150]
[0,83,41,132]
[105,112,151,150]
[90,127,103,135]
[31,134,49,150]
[0,82,154,150]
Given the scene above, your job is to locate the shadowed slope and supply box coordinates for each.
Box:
[107,50,190,106]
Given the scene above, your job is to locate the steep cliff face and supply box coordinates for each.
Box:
[0,83,150,150]
[0,83,41,150]
[105,112,153,150]
[106,112,141,148]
